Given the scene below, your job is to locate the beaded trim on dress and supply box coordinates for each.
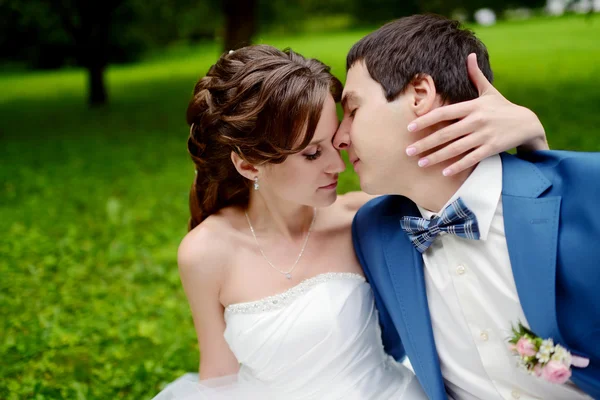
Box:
[225,272,365,315]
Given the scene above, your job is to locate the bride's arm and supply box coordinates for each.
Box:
[337,191,379,212]
[404,53,549,176]
[178,226,239,379]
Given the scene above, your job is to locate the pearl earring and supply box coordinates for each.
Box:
[253,177,259,191]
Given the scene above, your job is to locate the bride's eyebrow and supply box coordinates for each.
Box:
[307,138,325,146]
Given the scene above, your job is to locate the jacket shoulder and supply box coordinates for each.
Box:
[517,150,600,172]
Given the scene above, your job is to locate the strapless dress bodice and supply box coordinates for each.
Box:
[153,272,426,400]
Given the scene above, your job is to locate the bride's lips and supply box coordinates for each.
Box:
[351,158,360,171]
[319,181,338,190]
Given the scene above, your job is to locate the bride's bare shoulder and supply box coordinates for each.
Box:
[177,210,238,280]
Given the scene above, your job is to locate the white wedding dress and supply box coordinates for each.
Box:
[153,272,426,399]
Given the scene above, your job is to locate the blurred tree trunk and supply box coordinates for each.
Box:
[88,63,107,105]
[48,0,123,107]
[222,0,257,51]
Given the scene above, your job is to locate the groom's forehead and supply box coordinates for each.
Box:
[342,64,366,102]
[345,63,363,84]
[342,62,383,106]
[344,61,378,90]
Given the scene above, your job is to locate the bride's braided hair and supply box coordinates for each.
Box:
[186,45,342,230]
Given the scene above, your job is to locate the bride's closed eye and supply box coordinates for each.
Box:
[304,148,322,161]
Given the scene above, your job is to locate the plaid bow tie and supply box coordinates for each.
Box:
[401,197,480,253]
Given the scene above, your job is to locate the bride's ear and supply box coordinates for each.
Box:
[409,74,438,117]
[231,150,260,182]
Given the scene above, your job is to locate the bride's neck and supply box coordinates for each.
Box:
[245,193,315,241]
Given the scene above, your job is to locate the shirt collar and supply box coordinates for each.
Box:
[417,154,502,241]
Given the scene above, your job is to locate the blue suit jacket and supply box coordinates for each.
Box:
[352,151,600,399]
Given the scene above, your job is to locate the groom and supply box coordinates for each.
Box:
[333,14,600,400]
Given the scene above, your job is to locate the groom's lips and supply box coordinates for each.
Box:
[351,158,360,171]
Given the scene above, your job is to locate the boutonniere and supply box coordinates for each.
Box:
[508,322,589,384]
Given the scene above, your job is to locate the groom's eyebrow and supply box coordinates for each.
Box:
[341,92,358,110]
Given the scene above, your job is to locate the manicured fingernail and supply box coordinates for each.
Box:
[407,122,417,132]
[443,168,452,176]
[418,158,429,167]
[406,147,417,156]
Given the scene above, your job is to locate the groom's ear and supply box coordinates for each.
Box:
[409,74,438,117]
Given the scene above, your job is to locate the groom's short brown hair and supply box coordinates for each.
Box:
[346,14,493,104]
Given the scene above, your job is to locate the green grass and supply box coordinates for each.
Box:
[1,14,599,399]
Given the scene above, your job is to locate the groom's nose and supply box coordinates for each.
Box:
[333,119,351,150]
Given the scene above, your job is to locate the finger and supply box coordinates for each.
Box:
[442,145,492,176]
[406,117,475,156]
[467,53,496,96]
[407,100,475,132]
[417,133,482,168]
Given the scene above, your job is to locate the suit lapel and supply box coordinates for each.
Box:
[382,200,446,399]
[501,153,565,343]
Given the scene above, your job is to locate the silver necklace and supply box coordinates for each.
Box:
[244,208,317,280]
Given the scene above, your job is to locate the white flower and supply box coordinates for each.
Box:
[536,352,550,363]
[539,339,554,354]
[536,339,554,363]
[551,344,572,366]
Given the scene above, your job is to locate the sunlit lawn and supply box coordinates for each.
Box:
[1,14,599,399]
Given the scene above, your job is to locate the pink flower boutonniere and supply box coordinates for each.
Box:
[508,322,590,384]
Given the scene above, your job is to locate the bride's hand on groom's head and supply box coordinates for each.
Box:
[404,53,549,177]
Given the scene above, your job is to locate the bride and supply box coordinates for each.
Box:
[153,44,547,399]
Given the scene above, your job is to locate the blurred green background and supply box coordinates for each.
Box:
[1,0,600,398]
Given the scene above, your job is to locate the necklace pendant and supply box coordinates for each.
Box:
[285,273,292,280]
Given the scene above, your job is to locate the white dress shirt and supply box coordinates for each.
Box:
[418,155,590,400]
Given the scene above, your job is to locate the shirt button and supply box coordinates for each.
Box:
[511,389,521,399]
[480,331,489,341]
[456,265,466,275]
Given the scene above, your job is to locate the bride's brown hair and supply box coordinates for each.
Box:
[186,45,343,230]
